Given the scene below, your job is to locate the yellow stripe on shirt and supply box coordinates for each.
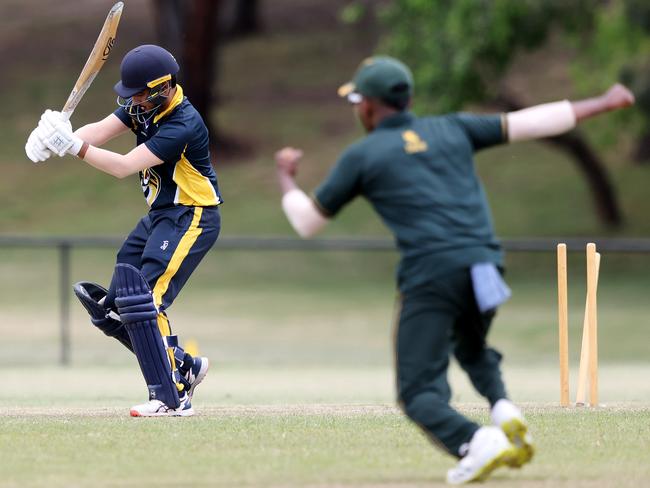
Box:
[173,151,221,206]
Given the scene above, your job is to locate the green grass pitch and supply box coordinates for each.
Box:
[2,366,650,488]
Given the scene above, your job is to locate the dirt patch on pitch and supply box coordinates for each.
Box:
[4,402,649,419]
[202,403,401,417]
[1,403,401,418]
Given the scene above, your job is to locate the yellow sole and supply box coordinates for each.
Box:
[501,418,535,468]
[473,446,519,482]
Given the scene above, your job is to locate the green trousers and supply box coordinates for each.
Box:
[395,267,508,457]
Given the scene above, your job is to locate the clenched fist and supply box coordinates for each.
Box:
[275,147,303,177]
[602,83,635,111]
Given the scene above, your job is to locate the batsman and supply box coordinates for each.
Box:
[275,56,634,483]
[25,45,222,417]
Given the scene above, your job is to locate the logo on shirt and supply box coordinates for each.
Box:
[160,240,169,251]
[402,130,428,154]
[140,168,161,207]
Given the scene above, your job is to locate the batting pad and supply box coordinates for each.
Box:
[73,281,134,353]
[113,263,180,409]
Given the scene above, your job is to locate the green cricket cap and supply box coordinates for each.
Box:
[338,56,413,107]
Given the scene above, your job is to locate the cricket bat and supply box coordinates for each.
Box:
[61,2,124,119]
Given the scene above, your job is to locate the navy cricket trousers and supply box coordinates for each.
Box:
[105,205,220,313]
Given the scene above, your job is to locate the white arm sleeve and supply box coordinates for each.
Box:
[506,100,576,142]
[281,188,329,239]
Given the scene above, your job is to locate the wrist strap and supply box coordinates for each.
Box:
[77,141,90,159]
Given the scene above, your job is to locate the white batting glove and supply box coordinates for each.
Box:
[38,109,83,157]
[25,127,53,163]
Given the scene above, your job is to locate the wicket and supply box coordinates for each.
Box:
[557,242,600,407]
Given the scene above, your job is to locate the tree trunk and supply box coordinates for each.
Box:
[230,0,262,37]
[152,0,185,54]
[545,133,623,227]
[495,93,623,229]
[633,130,650,163]
[152,0,250,161]
[181,0,221,140]
[151,0,217,127]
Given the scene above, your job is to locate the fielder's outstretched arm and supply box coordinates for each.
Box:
[274,84,635,238]
[275,147,329,239]
[507,83,635,142]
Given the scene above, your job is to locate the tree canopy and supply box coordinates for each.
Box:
[378,0,650,156]
[344,0,650,227]
[380,0,595,113]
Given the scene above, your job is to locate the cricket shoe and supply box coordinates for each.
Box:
[446,426,516,485]
[130,394,194,417]
[184,356,209,400]
[491,398,535,468]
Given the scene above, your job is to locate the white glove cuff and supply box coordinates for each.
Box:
[70,136,84,156]
[506,100,576,142]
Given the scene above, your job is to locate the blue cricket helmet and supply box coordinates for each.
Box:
[114,44,180,98]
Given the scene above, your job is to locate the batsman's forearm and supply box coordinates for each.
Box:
[74,114,130,147]
[81,146,133,178]
[80,140,162,179]
[81,146,140,179]
[75,123,112,146]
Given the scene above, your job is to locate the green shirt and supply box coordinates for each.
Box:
[313,111,507,292]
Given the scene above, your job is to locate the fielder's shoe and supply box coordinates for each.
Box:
[446,426,516,485]
[491,399,535,468]
[184,356,209,400]
[130,394,194,418]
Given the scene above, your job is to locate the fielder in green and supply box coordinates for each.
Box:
[275,56,634,484]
